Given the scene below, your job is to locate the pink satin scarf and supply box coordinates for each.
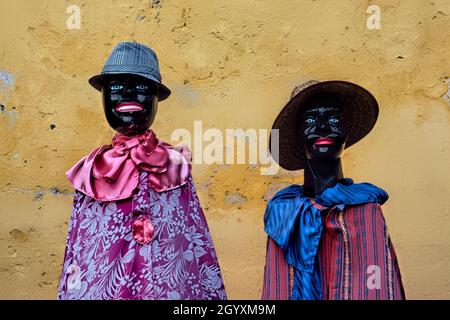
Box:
[66,130,191,201]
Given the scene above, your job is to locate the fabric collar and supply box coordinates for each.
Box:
[263,179,388,299]
[66,130,191,201]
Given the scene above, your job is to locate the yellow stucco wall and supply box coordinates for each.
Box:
[1,0,449,299]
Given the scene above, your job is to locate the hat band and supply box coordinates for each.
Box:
[101,64,162,81]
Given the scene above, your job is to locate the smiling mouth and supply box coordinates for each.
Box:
[314,137,334,146]
[115,103,144,113]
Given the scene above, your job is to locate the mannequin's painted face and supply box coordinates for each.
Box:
[298,94,347,162]
[102,74,159,135]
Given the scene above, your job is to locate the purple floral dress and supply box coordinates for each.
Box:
[58,171,226,300]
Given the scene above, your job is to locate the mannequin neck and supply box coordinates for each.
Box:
[303,158,344,198]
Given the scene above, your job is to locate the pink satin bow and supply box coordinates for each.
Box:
[132,216,155,245]
[66,130,191,201]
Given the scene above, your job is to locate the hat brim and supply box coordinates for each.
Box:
[270,81,379,171]
[88,72,171,101]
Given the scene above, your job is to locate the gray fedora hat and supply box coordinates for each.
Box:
[89,41,171,101]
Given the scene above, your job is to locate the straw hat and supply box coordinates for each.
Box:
[270,80,379,171]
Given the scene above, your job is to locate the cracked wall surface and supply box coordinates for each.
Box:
[0,0,450,299]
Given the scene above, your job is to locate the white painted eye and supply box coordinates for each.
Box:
[305,118,316,125]
[111,85,123,90]
[329,117,339,124]
[136,84,148,90]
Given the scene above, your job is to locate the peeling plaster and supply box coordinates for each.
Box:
[0,70,18,127]
[0,107,19,127]
[0,70,15,102]
[7,188,74,200]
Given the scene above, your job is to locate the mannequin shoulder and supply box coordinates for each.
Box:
[268,184,303,206]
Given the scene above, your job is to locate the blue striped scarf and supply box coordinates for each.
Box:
[263,179,388,300]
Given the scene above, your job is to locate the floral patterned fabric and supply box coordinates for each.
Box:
[58,171,226,300]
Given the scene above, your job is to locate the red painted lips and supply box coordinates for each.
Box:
[115,103,144,113]
[314,137,334,145]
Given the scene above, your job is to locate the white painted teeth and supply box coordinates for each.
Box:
[117,105,142,112]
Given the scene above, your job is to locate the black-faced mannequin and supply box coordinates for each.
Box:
[102,74,159,136]
[298,93,348,197]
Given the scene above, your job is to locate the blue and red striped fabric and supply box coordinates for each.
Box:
[262,202,405,300]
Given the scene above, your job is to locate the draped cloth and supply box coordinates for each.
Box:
[58,132,226,300]
[66,130,191,202]
[263,179,404,300]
